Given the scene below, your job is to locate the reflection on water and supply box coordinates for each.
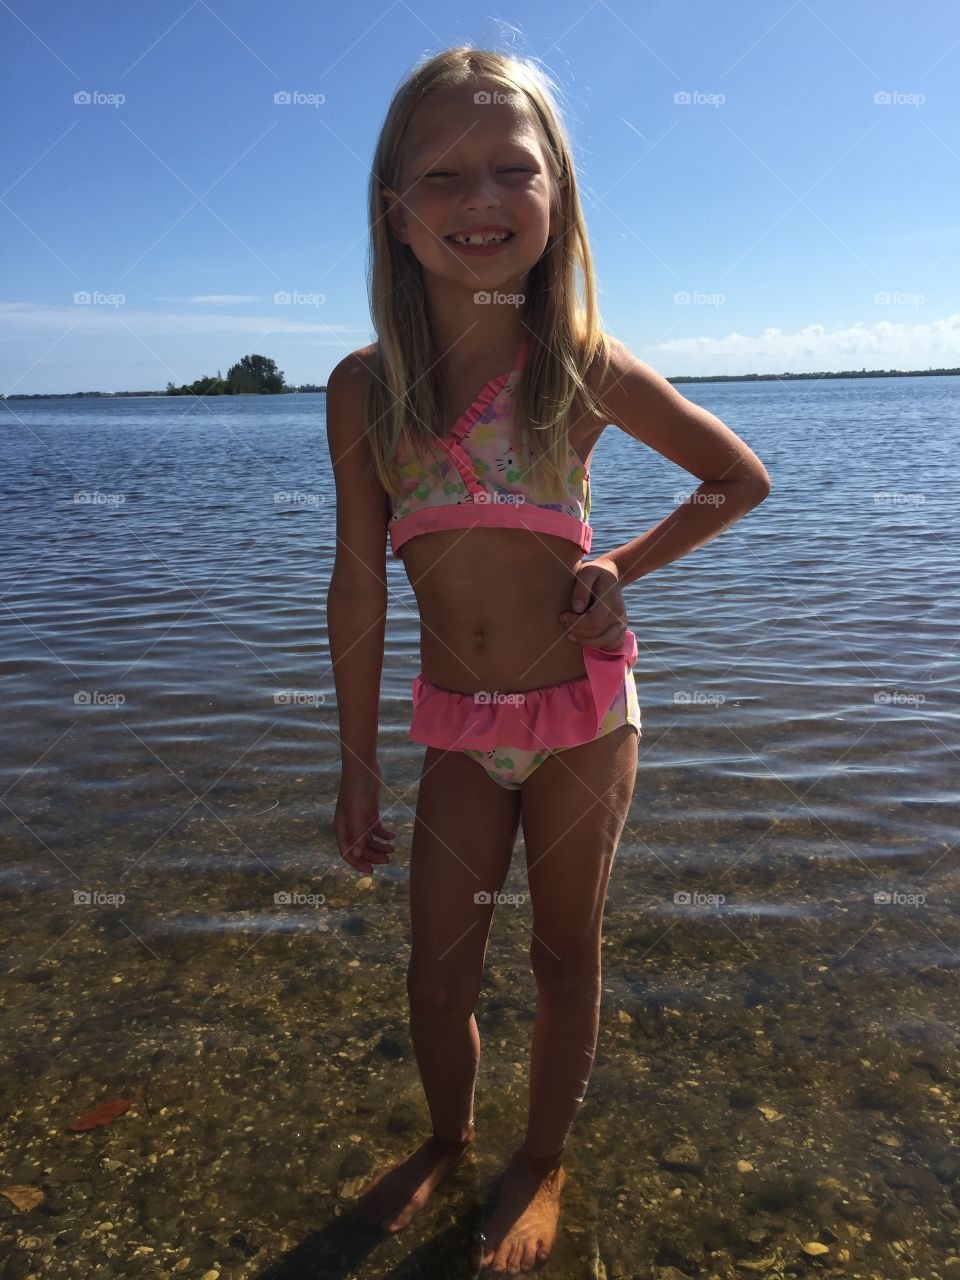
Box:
[1,378,958,1276]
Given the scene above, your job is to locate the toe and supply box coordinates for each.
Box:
[472,1232,490,1268]
[507,1240,524,1274]
[519,1239,537,1271]
[385,1196,420,1233]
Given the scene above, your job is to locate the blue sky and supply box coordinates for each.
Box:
[2,0,959,394]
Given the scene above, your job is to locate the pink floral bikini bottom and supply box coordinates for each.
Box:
[408,629,642,791]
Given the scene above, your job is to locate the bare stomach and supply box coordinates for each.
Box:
[398,527,590,693]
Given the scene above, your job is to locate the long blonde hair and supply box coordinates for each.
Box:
[365,46,612,501]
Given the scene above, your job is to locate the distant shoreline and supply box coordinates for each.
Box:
[3,367,959,400]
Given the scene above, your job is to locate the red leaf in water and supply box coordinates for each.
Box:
[67,1099,134,1131]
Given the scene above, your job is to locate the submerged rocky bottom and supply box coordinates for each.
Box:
[2,830,957,1280]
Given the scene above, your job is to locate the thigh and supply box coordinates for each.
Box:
[409,746,522,984]
[520,724,639,962]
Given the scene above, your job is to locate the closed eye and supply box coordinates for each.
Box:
[425,167,531,177]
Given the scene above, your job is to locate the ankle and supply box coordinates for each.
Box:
[513,1141,565,1176]
[427,1120,476,1148]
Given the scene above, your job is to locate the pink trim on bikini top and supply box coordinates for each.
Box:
[408,628,638,752]
[388,331,592,557]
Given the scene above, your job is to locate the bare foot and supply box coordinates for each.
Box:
[473,1145,566,1272]
[351,1124,475,1233]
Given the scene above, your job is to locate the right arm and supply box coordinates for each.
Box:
[324,351,395,873]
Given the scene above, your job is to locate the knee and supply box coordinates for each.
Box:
[407,963,480,1022]
[529,934,601,996]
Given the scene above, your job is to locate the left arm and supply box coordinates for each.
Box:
[561,336,772,643]
[589,336,771,588]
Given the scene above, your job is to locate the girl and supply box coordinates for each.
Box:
[326,47,770,1274]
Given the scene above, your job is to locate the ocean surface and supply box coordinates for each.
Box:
[1,375,958,1278]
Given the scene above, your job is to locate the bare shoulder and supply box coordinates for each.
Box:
[581,332,657,413]
[327,342,377,396]
[325,344,379,444]
[582,332,772,490]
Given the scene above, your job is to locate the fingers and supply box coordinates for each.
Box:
[340,822,396,875]
[561,605,624,635]
[564,621,626,649]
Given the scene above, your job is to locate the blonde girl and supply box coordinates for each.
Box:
[326,46,770,1273]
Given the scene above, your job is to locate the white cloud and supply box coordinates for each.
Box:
[0,301,352,340]
[654,314,960,373]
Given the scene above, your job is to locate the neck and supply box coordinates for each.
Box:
[423,275,527,372]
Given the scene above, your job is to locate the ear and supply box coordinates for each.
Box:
[380,185,408,243]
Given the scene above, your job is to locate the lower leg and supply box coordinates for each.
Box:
[353,997,479,1233]
[409,994,480,1143]
[521,967,600,1162]
[473,984,582,1270]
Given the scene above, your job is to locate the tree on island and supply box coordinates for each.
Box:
[165,354,286,396]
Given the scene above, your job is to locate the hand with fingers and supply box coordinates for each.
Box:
[559,556,627,652]
[334,763,396,874]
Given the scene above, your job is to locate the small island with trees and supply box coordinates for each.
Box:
[165,354,292,396]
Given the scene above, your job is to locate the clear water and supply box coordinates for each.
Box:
[1,377,957,1277]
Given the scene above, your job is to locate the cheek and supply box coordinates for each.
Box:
[512,184,551,222]
[402,206,447,248]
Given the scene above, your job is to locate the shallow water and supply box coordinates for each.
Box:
[1,376,958,1278]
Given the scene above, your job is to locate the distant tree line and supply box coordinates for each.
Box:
[165,354,286,396]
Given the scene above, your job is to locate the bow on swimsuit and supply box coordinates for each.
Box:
[387,332,641,790]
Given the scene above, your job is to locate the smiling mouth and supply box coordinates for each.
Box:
[444,231,515,245]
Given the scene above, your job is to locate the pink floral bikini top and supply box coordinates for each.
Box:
[387,332,592,559]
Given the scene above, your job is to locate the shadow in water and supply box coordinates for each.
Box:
[254,1166,491,1279]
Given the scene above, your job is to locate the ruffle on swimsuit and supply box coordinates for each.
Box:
[409,628,638,752]
[387,331,592,558]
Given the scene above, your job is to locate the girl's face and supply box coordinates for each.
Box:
[382,83,565,289]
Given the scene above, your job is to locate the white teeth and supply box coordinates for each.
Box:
[450,231,510,245]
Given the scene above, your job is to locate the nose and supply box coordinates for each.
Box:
[460,169,502,210]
